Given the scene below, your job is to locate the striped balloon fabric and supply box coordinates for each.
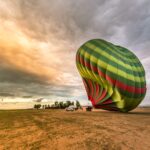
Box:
[76,39,146,112]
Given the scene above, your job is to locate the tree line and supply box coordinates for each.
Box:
[34,100,81,109]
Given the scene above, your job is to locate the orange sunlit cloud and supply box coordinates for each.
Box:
[0,0,149,106]
[0,20,56,80]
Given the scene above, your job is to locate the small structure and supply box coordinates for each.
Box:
[82,105,93,111]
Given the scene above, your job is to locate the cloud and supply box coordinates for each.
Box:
[0,0,149,105]
[33,98,44,102]
[0,92,15,97]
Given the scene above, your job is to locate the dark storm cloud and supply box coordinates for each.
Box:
[0,64,48,84]
[0,0,149,104]
[9,0,150,50]
[22,96,33,98]
[116,1,150,45]
[12,0,106,41]
[0,92,15,97]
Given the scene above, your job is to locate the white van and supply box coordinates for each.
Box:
[65,105,77,111]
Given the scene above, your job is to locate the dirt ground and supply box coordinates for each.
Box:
[0,108,150,150]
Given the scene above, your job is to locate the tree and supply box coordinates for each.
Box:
[66,101,72,107]
[71,101,74,106]
[59,101,64,109]
[76,100,81,108]
[51,104,55,109]
[63,103,67,109]
[34,104,41,109]
[42,105,45,109]
[54,101,59,108]
[48,104,50,109]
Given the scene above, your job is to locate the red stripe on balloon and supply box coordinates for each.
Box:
[88,79,94,98]
[105,75,145,94]
[101,99,113,105]
[82,78,89,96]
[95,83,100,98]
[94,104,118,111]
[89,96,95,105]
[78,56,146,94]
[97,89,107,101]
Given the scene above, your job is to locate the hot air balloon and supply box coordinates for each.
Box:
[76,39,146,112]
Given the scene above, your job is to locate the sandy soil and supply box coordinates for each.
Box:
[0,108,150,150]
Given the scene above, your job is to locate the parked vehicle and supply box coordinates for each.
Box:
[66,105,77,111]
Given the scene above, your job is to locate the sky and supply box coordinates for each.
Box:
[0,0,150,106]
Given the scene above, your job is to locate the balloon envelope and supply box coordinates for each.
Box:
[76,39,146,112]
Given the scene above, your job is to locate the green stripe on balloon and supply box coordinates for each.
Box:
[76,39,146,112]
[80,45,144,76]
[76,56,146,88]
[77,63,145,98]
[86,39,139,64]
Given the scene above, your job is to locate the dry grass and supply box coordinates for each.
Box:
[0,108,150,150]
